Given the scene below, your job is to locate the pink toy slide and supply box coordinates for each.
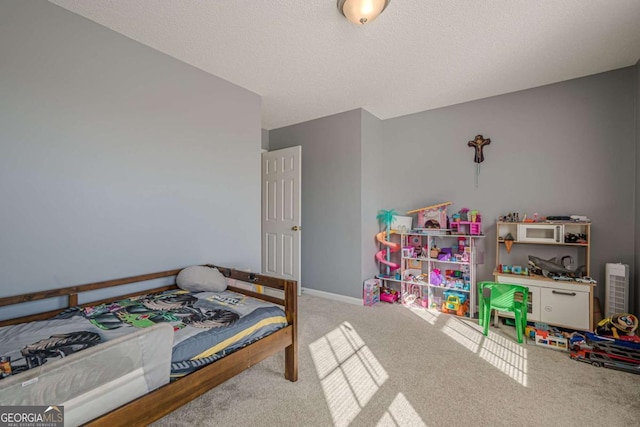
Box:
[375,231,400,271]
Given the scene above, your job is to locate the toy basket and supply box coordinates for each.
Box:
[380,287,399,303]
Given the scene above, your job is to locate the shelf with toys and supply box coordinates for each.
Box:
[400,231,483,318]
[403,256,471,267]
[494,217,594,331]
[373,209,405,304]
[403,203,485,316]
[372,204,484,315]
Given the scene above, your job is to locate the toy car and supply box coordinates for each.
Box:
[575,276,597,284]
[569,332,587,351]
[441,291,469,316]
[443,295,461,312]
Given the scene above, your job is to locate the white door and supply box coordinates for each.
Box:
[262,146,301,294]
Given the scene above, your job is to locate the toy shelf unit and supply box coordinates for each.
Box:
[374,219,406,303]
[399,232,483,318]
[494,221,594,331]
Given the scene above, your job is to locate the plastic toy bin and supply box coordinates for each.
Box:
[363,278,380,306]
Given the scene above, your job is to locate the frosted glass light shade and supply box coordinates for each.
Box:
[338,0,390,25]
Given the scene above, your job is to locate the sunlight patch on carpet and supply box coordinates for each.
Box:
[309,322,389,427]
[478,330,528,386]
[404,303,441,325]
[376,392,427,427]
[438,317,528,386]
[441,317,482,352]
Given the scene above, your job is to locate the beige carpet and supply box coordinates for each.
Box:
[154,294,640,426]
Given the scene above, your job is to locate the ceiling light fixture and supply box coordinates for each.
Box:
[337,0,390,25]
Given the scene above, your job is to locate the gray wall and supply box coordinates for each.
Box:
[270,68,637,304]
[261,128,269,151]
[383,67,636,304]
[0,1,262,306]
[382,68,636,304]
[361,110,384,283]
[269,110,363,298]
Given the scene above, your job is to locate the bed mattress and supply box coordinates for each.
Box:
[0,322,173,426]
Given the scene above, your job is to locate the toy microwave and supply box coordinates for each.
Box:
[517,223,563,244]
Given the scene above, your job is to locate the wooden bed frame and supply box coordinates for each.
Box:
[0,265,298,426]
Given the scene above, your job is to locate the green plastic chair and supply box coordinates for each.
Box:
[478,282,529,343]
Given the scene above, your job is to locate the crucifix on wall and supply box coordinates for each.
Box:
[468,134,491,187]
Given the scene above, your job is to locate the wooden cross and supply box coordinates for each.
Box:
[468,134,491,163]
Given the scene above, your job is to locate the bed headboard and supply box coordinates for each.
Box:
[0,265,296,328]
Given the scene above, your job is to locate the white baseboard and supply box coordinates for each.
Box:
[301,287,362,306]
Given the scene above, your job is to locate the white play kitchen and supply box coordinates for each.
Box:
[494,221,595,331]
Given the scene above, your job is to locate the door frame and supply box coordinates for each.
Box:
[261,146,301,295]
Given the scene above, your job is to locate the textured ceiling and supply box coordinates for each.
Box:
[49,0,640,130]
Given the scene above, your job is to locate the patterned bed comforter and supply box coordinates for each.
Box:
[0,290,287,380]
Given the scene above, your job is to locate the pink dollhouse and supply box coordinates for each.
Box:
[450,208,482,235]
[451,221,482,235]
[407,202,451,230]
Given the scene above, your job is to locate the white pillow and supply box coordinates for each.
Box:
[176,266,228,292]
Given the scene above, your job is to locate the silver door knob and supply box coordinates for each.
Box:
[292,226,301,231]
